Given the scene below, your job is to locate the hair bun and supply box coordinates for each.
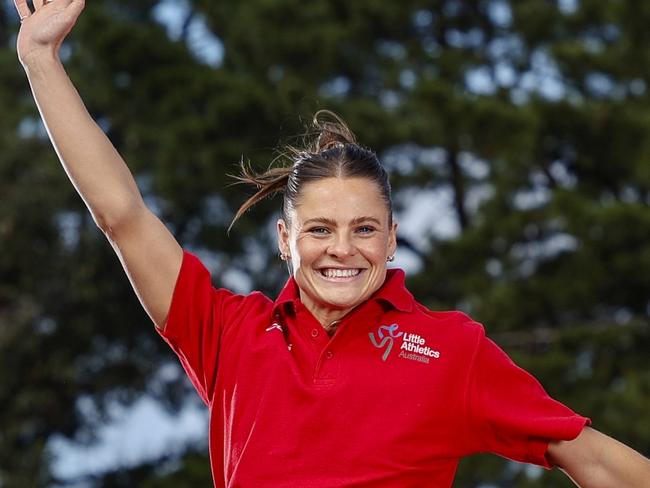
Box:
[312,110,357,153]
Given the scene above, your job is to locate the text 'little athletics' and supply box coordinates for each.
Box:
[399,332,440,363]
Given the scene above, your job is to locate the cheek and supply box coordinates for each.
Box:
[292,237,322,267]
[363,239,390,261]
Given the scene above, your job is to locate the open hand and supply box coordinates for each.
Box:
[14,0,85,67]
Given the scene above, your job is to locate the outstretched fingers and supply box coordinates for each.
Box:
[14,0,84,24]
[13,0,31,21]
[35,0,61,8]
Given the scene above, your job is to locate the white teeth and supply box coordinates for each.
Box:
[321,268,361,278]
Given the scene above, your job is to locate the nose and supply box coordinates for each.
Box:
[327,232,357,258]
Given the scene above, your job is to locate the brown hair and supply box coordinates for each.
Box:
[229,110,392,231]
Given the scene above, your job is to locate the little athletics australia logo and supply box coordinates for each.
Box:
[369,324,440,364]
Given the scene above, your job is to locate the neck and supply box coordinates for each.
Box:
[312,307,351,329]
[300,297,352,330]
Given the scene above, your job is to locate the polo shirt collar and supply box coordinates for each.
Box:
[272,268,414,315]
[373,268,414,312]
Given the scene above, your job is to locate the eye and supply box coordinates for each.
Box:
[308,227,330,235]
[356,225,376,234]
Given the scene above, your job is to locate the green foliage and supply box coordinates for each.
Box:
[1,0,649,486]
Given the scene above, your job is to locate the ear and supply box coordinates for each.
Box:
[277,218,290,256]
[388,220,398,257]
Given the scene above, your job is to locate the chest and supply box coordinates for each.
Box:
[216,312,471,451]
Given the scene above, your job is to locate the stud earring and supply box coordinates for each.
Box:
[279,252,290,261]
[386,255,395,262]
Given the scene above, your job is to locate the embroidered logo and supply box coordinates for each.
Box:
[369,324,441,363]
[265,323,283,333]
[369,324,403,361]
[265,320,293,351]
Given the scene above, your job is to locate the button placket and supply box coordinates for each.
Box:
[313,344,340,382]
[293,305,342,382]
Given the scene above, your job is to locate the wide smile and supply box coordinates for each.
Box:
[315,267,366,283]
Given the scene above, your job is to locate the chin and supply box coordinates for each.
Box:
[297,268,382,315]
[318,291,366,311]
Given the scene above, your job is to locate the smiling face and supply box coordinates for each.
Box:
[277,177,397,326]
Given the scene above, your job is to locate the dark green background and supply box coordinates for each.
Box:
[1,0,649,486]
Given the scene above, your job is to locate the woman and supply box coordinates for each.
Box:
[13,1,650,486]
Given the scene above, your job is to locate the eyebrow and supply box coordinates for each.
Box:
[302,216,382,227]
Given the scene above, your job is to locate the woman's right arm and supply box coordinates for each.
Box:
[15,0,182,328]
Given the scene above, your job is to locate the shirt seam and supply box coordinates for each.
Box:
[461,322,486,454]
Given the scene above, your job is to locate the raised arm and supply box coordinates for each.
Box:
[548,426,650,487]
[14,0,182,328]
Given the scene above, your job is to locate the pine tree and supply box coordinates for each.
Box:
[0,1,648,486]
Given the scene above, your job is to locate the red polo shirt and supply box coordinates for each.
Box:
[157,251,589,487]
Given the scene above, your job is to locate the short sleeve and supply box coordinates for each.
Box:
[465,331,590,468]
[156,250,245,406]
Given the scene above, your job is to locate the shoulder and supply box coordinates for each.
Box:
[239,290,274,311]
[397,302,487,357]
[412,303,485,336]
[180,250,274,316]
[217,289,273,317]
